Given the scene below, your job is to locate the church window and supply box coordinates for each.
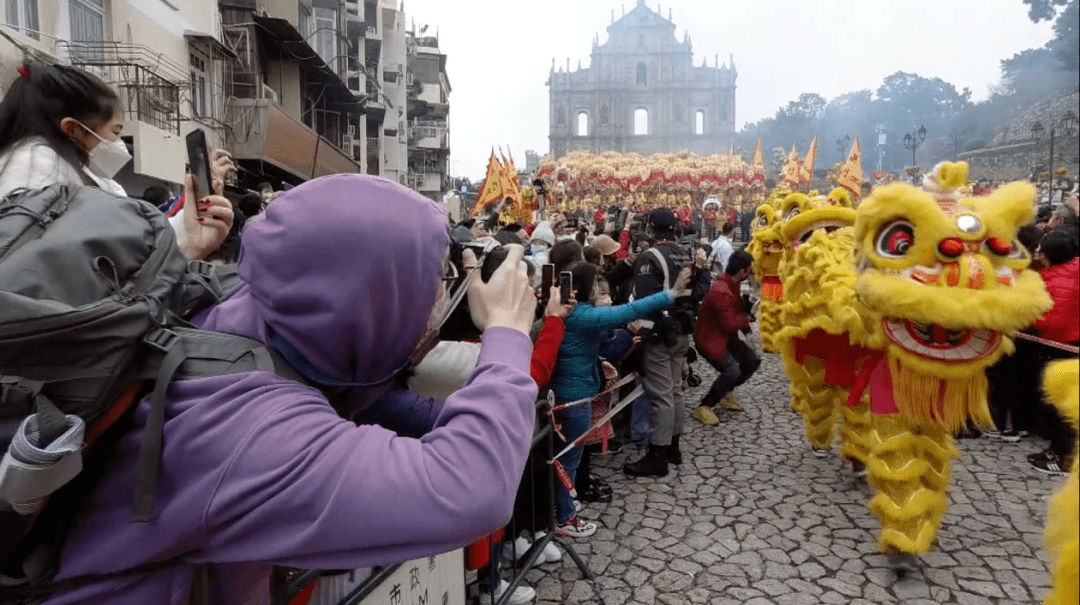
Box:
[557,108,565,126]
[638,33,645,50]
[674,104,683,123]
[636,63,647,86]
[634,108,648,136]
[601,106,610,125]
[577,112,589,136]
[695,110,705,135]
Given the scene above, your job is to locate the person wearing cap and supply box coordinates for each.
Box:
[624,208,705,478]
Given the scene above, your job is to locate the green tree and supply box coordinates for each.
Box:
[1022,0,1071,21]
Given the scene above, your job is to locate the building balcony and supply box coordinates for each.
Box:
[409,172,443,193]
[227,98,361,182]
[409,123,448,150]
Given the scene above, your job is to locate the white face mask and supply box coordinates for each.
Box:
[76,121,131,179]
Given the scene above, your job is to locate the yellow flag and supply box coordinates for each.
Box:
[752,138,765,184]
[800,137,818,190]
[782,145,801,188]
[472,149,505,216]
[837,138,863,198]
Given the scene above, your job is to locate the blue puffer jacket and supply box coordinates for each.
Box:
[551,291,674,403]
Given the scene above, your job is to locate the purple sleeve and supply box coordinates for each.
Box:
[203,327,537,569]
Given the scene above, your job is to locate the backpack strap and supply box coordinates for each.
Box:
[130,328,310,522]
[646,247,672,289]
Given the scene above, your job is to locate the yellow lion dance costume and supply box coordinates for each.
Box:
[847,162,1051,557]
[773,189,879,460]
[1043,360,1078,605]
[746,201,784,353]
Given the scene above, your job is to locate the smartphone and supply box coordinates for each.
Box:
[186,129,213,201]
[559,271,573,305]
[541,264,555,295]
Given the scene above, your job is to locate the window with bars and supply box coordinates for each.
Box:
[69,0,105,62]
[4,0,39,40]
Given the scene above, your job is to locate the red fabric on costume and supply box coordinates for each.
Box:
[1035,258,1079,344]
[531,316,565,387]
[694,274,750,363]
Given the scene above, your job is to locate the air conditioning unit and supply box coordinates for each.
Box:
[348,124,356,137]
[406,73,414,86]
[261,84,279,104]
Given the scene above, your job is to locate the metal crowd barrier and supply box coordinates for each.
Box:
[271,400,593,605]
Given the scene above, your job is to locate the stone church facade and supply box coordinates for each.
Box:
[547,0,737,159]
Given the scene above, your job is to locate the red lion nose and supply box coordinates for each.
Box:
[938,237,964,259]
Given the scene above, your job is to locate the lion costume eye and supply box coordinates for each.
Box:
[875,221,915,258]
[756,215,769,228]
[784,207,800,222]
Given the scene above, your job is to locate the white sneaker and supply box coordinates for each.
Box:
[501,537,532,563]
[557,515,598,538]
[533,532,563,563]
[477,580,536,605]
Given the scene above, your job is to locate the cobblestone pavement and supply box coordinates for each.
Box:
[514,349,1063,605]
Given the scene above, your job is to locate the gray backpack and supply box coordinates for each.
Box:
[0,184,302,599]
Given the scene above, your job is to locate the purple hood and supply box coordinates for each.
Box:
[200,173,449,385]
[45,175,538,605]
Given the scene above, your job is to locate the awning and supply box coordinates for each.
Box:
[183,30,238,59]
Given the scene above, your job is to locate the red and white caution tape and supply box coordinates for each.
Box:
[554,385,645,461]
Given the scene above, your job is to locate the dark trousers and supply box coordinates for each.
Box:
[701,337,760,407]
[986,339,1043,433]
[706,225,717,242]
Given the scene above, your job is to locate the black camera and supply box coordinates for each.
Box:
[441,242,506,342]
[742,293,758,322]
[533,178,548,197]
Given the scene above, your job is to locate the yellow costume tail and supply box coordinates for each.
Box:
[865,412,958,554]
[1043,360,1079,605]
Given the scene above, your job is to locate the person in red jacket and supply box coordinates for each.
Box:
[692,250,761,425]
[1028,228,1079,475]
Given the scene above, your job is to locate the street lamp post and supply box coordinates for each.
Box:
[1031,110,1077,207]
[903,125,927,184]
[836,135,851,160]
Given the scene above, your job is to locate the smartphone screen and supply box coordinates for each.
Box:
[559,271,573,305]
[186,129,213,201]
[541,264,555,294]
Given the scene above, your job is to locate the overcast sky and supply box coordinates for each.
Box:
[402,0,1055,181]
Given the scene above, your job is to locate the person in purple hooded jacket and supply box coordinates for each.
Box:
[42,174,539,605]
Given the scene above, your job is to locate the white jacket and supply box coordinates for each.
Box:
[0,137,126,198]
[0,137,188,250]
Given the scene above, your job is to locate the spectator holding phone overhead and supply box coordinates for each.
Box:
[0,60,232,261]
[549,260,688,538]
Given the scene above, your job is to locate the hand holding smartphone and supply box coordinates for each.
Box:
[186,129,213,203]
[559,271,573,305]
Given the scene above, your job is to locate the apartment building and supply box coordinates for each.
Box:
[1,0,444,197]
[405,29,449,202]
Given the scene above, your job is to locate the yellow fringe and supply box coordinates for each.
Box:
[840,397,873,465]
[888,357,994,433]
